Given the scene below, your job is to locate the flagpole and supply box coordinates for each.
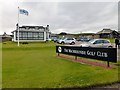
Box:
[18,7,20,46]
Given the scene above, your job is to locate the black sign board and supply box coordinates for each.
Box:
[56,46,117,63]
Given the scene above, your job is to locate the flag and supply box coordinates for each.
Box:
[19,9,29,16]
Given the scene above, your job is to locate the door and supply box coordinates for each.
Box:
[102,40,110,48]
[93,40,103,47]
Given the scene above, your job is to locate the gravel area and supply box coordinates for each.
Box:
[92,83,120,88]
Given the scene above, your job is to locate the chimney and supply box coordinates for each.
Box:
[46,25,49,31]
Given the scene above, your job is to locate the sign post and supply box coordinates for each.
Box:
[58,53,60,56]
[75,56,77,60]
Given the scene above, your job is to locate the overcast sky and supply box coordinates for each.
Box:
[0,0,119,34]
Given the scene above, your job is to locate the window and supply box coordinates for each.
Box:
[19,32,22,37]
[33,32,38,38]
[94,40,102,44]
[16,32,23,40]
[67,38,73,40]
[38,32,44,38]
[103,40,110,44]
[38,32,44,40]
[16,31,44,40]
[23,32,27,37]
[28,32,32,37]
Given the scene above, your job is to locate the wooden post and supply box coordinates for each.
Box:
[107,61,110,67]
[75,56,77,60]
[58,53,60,56]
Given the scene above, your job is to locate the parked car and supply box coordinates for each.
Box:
[80,39,113,48]
[52,38,60,42]
[77,37,91,42]
[57,37,76,45]
[46,38,52,41]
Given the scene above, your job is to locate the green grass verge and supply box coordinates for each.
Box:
[2,41,119,88]
[104,38,115,44]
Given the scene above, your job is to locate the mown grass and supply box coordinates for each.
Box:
[2,41,119,88]
[105,38,115,43]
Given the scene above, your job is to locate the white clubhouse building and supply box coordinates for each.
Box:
[12,25,50,42]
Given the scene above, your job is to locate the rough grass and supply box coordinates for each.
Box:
[2,41,119,88]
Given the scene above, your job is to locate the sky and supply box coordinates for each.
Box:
[0,0,119,34]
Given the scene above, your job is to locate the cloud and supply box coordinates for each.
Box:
[0,1,118,34]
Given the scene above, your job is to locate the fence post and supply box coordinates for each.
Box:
[75,56,77,60]
[58,53,60,56]
[107,61,110,67]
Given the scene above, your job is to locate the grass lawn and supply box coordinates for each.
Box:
[105,38,115,43]
[2,41,119,88]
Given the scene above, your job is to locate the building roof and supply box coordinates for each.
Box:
[21,26,45,29]
[12,25,49,33]
[0,32,11,37]
[97,29,118,34]
[118,31,120,33]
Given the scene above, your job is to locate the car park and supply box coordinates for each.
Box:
[80,39,113,48]
[57,37,76,45]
